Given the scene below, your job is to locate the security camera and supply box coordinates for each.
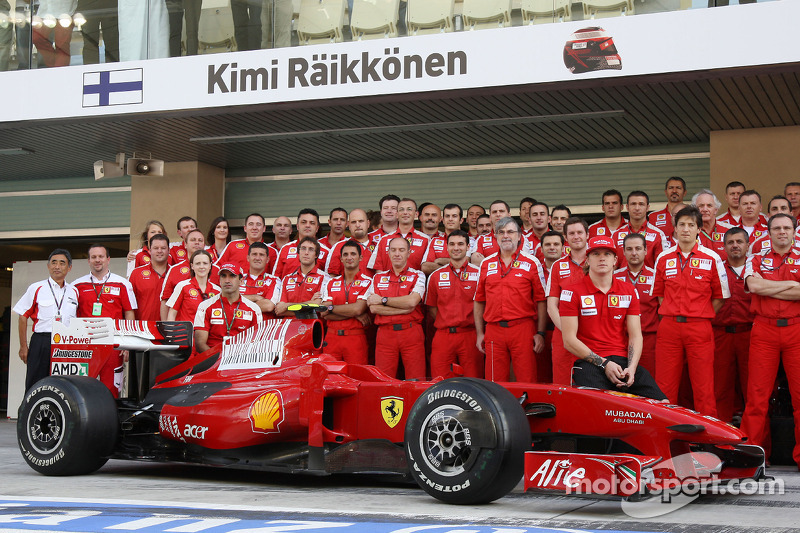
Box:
[94,152,125,180]
[127,154,164,177]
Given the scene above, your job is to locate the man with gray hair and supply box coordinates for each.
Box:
[474,217,547,382]
[693,188,731,261]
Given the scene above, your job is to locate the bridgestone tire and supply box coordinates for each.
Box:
[17,376,119,475]
[405,378,529,504]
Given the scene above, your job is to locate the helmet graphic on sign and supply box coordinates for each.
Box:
[564,27,622,74]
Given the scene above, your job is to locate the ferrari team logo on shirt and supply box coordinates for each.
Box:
[713,233,723,241]
[102,286,121,296]
[691,258,700,268]
[400,276,407,282]
[306,276,315,283]
[608,294,632,308]
[381,396,404,429]
[638,275,648,284]
[788,258,796,265]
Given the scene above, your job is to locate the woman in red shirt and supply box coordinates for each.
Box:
[166,250,220,323]
[206,217,230,263]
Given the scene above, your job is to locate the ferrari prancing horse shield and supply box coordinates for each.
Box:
[381,396,404,428]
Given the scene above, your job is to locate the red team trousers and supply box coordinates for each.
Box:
[713,326,750,423]
[430,328,483,379]
[375,323,426,379]
[324,331,368,365]
[551,328,574,385]
[742,321,800,465]
[484,318,537,383]
[656,317,718,417]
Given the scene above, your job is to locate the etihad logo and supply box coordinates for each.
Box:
[250,390,284,434]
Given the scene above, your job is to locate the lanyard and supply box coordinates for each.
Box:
[92,273,109,301]
[676,252,693,273]
[727,263,745,281]
[47,279,65,314]
[220,298,242,335]
[449,263,471,284]
[499,252,521,279]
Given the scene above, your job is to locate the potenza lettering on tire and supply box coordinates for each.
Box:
[405,378,529,504]
[16,376,119,476]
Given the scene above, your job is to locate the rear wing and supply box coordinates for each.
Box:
[50,318,192,378]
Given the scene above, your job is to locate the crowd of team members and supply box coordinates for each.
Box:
[17,177,800,465]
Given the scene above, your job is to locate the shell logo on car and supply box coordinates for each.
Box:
[250,390,284,434]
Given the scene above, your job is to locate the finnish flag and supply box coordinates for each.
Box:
[83,68,143,107]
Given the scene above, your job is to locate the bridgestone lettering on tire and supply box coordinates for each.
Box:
[405,378,529,504]
[17,376,119,476]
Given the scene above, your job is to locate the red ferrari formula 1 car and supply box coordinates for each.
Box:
[18,308,765,504]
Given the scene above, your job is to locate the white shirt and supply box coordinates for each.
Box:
[13,278,79,333]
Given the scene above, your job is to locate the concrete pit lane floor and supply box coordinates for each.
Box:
[1,418,799,533]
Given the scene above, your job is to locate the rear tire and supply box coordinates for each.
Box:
[17,376,119,475]
[405,378,529,504]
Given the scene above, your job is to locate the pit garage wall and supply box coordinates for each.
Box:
[224,144,712,223]
[711,126,800,209]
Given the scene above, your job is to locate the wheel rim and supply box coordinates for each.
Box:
[419,404,471,477]
[26,397,66,455]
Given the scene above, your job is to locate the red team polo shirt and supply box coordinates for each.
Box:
[272,240,331,280]
[325,239,374,277]
[546,255,586,300]
[367,226,392,252]
[194,295,263,349]
[280,267,330,303]
[474,252,546,323]
[368,230,430,272]
[169,242,189,265]
[648,207,676,241]
[717,209,769,227]
[611,224,668,269]
[698,223,732,262]
[421,236,449,265]
[588,219,628,238]
[128,265,167,321]
[216,239,277,276]
[712,262,753,327]
[160,261,221,303]
[425,263,480,329]
[74,273,137,319]
[614,266,658,333]
[369,268,426,325]
[321,273,373,331]
[744,247,800,319]
[559,276,641,356]
[240,270,282,319]
[652,243,730,319]
[166,278,220,322]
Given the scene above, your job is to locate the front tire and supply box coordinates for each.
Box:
[17,376,119,475]
[405,378,529,504]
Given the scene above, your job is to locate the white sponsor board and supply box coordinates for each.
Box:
[0,2,795,123]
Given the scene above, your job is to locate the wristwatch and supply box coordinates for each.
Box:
[381,297,388,305]
[536,330,546,337]
[327,304,334,312]
[598,358,609,370]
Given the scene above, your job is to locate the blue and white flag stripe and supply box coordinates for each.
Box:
[83,68,143,108]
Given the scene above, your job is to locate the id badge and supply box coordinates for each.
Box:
[54,314,62,322]
[92,302,103,316]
